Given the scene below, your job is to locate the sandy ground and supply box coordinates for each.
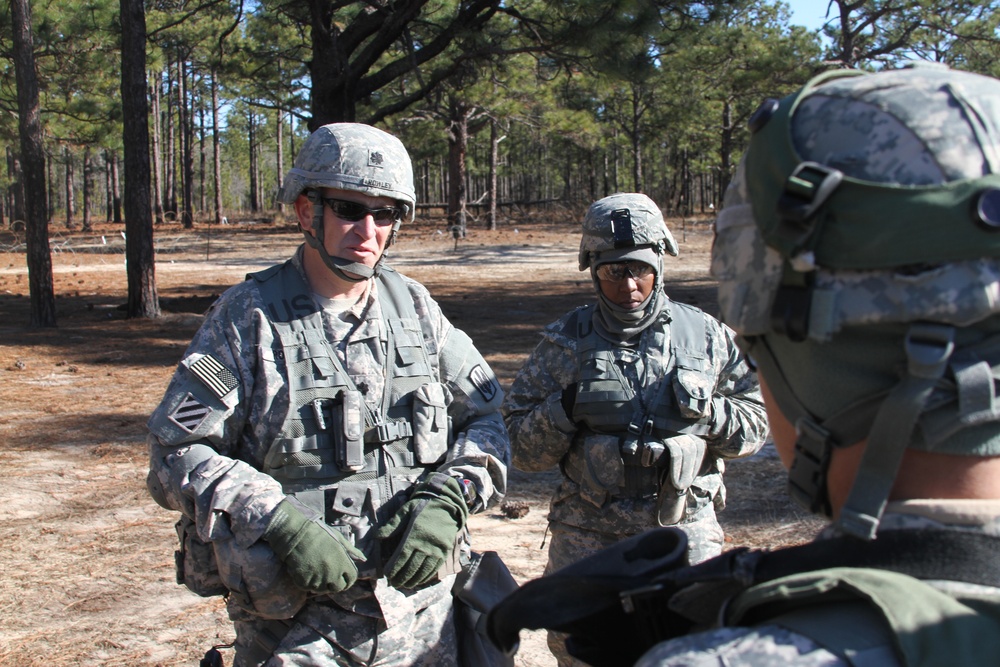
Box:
[0,216,822,667]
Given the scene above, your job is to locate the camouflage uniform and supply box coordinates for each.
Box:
[504,300,768,561]
[147,124,509,667]
[634,64,1000,666]
[503,193,768,666]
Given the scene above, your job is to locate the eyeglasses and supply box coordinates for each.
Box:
[595,261,655,282]
[320,197,403,226]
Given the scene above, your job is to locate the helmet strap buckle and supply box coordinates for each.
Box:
[770,263,814,342]
[788,417,834,516]
[772,162,844,255]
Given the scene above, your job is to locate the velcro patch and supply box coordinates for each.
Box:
[469,364,498,402]
[169,393,211,433]
[189,354,239,399]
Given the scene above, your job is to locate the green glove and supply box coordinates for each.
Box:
[376,473,469,589]
[263,498,364,593]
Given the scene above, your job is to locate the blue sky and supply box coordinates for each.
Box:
[786,0,833,31]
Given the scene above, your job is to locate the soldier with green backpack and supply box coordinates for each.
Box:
[489,63,1000,667]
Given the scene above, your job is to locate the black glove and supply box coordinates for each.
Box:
[561,383,579,420]
[376,473,469,589]
[263,498,364,593]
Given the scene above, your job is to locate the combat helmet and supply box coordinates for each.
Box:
[578,193,680,338]
[276,123,416,281]
[579,192,679,271]
[713,63,1000,539]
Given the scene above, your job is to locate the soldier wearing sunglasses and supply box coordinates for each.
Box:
[501,192,769,667]
[146,123,510,666]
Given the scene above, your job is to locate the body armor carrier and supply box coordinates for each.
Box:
[248,261,447,525]
[563,302,714,500]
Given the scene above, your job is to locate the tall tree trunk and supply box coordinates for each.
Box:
[631,91,643,193]
[165,62,176,217]
[82,146,92,231]
[211,70,224,226]
[248,112,258,212]
[11,153,25,224]
[105,151,113,221]
[255,121,262,211]
[633,139,643,194]
[120,0,160,318]
[718,99,734,205]
[199,104,206,213]
[486,119,499,231]
[65,147,75,228]
[0,157,6,228]
[150,74,164,223]
[45,152,55,224]
[612,129,620,193]
[11,0,56,326]
[110,151,122,223]
[446,104,469,241]
[308,10,354,128]
[420,159,430,206]
[178,59,194,228]
[276,108,284,214]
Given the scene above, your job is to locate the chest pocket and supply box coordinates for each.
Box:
[574,349,638,432]
[412,382,453,464]
[671,349,714,421]
[283,329,350,391]
[391,318,432,379]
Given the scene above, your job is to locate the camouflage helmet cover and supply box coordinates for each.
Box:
[579,193,679,270]
[713,64,1000,343]
[276,123,416,222]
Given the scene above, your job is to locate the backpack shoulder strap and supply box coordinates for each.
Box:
[732,565,1000,667]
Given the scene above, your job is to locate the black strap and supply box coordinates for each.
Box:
[631,528,1000,639]
[487,528,690,657]
[487,527,1000,667]
[658,529,1000,601]
[743,528,1000,588]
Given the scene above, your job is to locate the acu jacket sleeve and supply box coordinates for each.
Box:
[146,286,286,551]
[703,320,770,460]
[502,319,580,472]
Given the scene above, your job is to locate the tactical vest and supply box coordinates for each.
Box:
[248,261,448,519]
[563,301,715,500]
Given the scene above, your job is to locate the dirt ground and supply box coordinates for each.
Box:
[0,213,823,667]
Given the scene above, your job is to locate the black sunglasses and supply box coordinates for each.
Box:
[320,197,403,225]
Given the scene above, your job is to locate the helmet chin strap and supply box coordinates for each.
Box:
[303,199,384,283]
[740,323,956,541]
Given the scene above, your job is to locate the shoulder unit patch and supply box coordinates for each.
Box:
[469,364,498,402]
[168,393,211,433]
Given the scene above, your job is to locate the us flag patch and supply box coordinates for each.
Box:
[189,354,239,398]
[169,393,211,433]
[469,365,498,402]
